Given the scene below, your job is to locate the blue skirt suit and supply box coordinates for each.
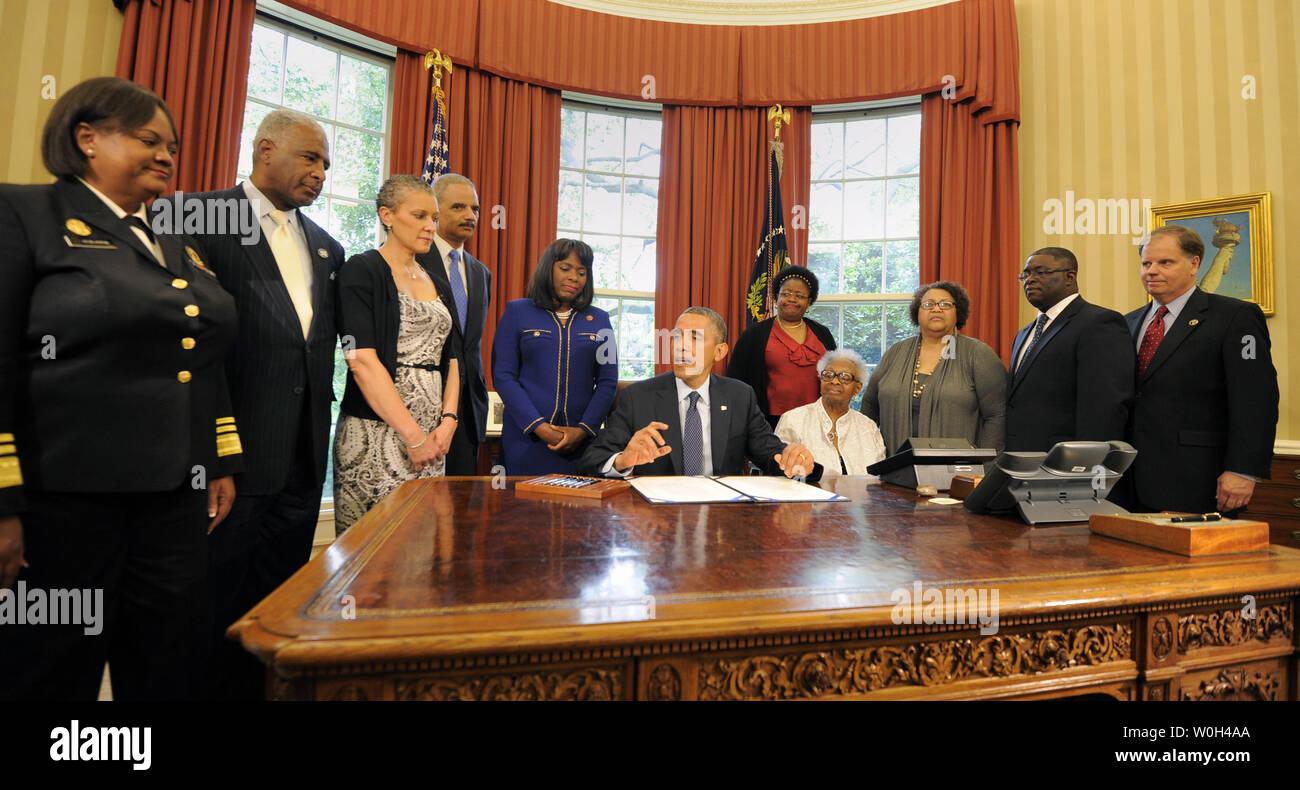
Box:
[491,299,618,475]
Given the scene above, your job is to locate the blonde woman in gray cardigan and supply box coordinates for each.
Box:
[860,281,1006,455]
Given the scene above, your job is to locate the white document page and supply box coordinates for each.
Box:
[713,476,848,502]
[630,476,750,504]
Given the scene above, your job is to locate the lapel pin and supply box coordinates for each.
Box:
[1188,319,1199,326]
[720,405,728,411]
[317,248,328,258]
[586,314,593,321]
[329,271,336,280]
[66,218,91,236]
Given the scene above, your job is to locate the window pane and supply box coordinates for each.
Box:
[844,118,885,178]
[585,112,624,174]
[301,197,328,230]
[558,170,583,231]
[887,114,922,175]
[248,26,284,103]
[561,107,585,168]
[845,180,885,240]
[884,303,915,348]
[338,56,387,131]
[585,233,622,289]
[582,173,621,233]
[809,181,843,241]
[283,37,337,118]
[237,101,274,178]
[807,243,842,295]
[842,303,886,366]
[594,296,655,380]
[884,239,920,293]
[811,121,843,180]
[331,127,383,200]
[620,237,656,292]
[625,117,660,176]
[886,177,920,239]
[623,177,657,236]
[843,241,884,294]
[330,199,379,256]
[806,304,841,339]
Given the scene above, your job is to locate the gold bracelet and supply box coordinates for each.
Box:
[408,433,430,449]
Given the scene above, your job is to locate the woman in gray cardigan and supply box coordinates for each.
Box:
[861,281,1006,455]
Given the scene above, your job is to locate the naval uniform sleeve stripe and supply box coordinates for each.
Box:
[215,433,243,457]
[0,433,13,442]
[215,425,239,434]
[215,417,236,426]
[0,456,22,488]
[0,444,16,455]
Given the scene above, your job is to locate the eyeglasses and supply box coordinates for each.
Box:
[819,371,858,384]
[919,300,956,310]
[1016,267,1073,282]
[778,290,810,301]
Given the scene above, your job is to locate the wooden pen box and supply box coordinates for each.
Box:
[1089,513,1270,556]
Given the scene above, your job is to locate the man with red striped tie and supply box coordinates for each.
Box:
[1119,225,1277,515]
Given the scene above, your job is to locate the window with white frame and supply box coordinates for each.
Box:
[558,100,661,381]
[236,13,393,502]
[804,105,922,407]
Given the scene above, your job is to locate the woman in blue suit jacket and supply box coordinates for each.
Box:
[492,239,618,475]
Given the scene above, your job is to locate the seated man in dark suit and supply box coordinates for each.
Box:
[1005,247,1134,452]
[1119,225,1278,515]
[578,307,819,480]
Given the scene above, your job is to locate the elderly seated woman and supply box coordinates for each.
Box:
[775,349,886,476]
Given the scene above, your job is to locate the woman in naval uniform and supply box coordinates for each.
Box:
[0,77,242,700]
[491,238,618,475]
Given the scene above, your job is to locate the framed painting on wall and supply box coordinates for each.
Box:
[1149,192,1273,315]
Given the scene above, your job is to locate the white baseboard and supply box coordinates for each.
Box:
[1276,440,1300,456]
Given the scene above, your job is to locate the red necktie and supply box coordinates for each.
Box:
[1136,305,1168,376]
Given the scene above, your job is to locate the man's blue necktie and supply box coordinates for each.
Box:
[683,391,703,475]
[448,248,468,330]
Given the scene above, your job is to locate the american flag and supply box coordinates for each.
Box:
[421,87,450,183]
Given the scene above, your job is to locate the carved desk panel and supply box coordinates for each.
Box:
[231,477,1300,701]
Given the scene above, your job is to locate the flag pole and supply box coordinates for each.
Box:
[421,49,454,183]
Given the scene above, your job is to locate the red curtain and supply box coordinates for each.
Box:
[115,0,256,194]
[391,53,562,391]
[656,106,766,373]
[920,94,1020,360]
[779,109,812,272]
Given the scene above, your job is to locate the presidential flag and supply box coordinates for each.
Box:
[746,145,790,327]
[421,83,450,183]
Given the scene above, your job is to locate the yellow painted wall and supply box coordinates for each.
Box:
[1015,0,1299,441]
[0,0,124,184]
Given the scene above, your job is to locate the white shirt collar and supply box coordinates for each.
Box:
[76,177,149,225]
[242,179,299,229]
[674,375,711,407]
[1154,285,1197,319]
[1038,291,1081,324]
[433,233,464,262]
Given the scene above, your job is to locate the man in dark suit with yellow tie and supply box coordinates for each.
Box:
[417,174,492,475]
[161,109,345,698]
[1120,225,1278,514]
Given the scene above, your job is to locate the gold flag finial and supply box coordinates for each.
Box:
[767,104,792,140]
[424,49,454,91]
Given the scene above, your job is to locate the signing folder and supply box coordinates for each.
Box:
[629,476,849,504]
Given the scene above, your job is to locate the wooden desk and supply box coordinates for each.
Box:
[232,477,1300,701]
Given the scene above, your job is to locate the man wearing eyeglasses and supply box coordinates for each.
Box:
[578,307,822,481]
[1004,247,1133,453]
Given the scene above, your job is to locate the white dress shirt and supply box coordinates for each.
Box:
[432,233,468,293]
[77,177,164,265]
[603,376,714,477]
[1014,292,1080,370]
[1134,286,1196,352]
[242,179,313,303]
[775,397,886,475]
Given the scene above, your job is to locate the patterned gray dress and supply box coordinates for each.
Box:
[333,291,452,534]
